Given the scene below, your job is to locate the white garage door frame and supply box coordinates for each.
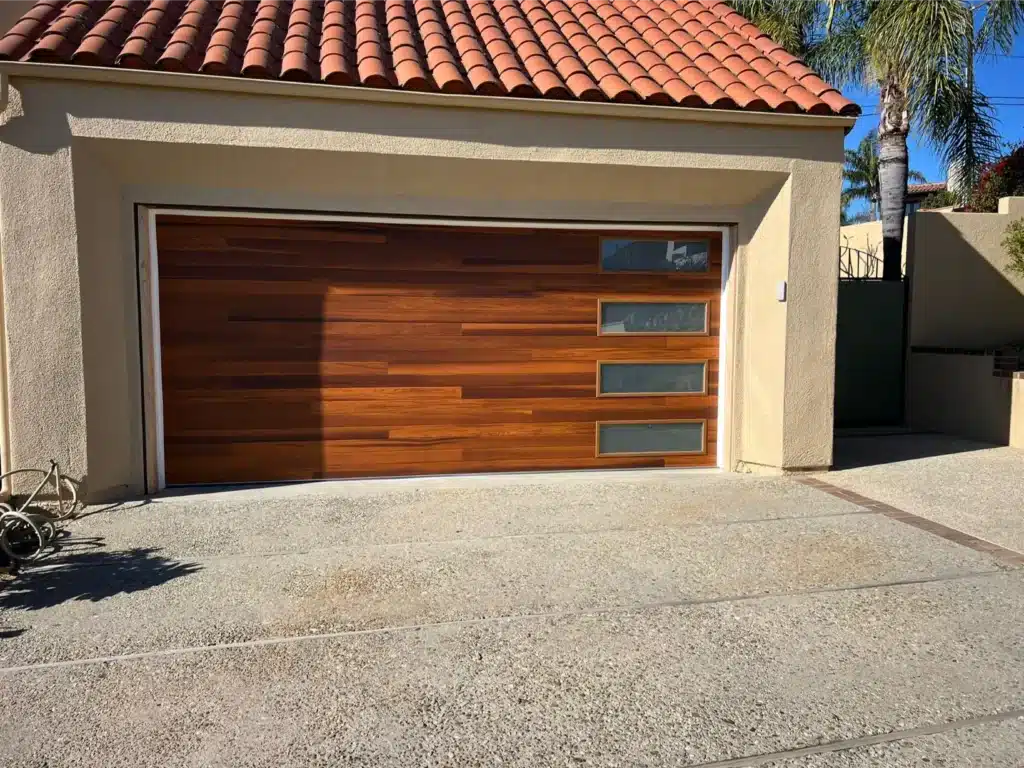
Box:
[136,206,733,493]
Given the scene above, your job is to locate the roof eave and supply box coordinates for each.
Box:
[0,61,859,131]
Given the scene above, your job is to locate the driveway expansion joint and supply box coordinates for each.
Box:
[0,567,1005,676]
[796,477,1024,568]
[683,707,1024,767]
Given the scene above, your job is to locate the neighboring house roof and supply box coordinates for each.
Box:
[908,182,947,196]
[0,0,860,117]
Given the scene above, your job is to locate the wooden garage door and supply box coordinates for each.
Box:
[157,216,721,485]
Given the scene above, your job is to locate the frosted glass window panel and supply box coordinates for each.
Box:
[599,301,708,334]
[598,422,705,455]
[599,362,706,395]
[601,239,710,272]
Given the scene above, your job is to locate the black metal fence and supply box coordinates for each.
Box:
[838,245,884,280]
[839,244,908,281]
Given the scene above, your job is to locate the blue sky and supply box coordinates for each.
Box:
[841,37,1024,213]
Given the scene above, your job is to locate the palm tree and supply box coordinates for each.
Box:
[842,130,925,222]
[734,0,1024,281]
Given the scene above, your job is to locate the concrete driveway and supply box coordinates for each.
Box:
[1,436,1023,766]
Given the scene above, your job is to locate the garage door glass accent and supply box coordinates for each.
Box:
[601,239,710,272]
[598,362,707,395]
[599,301,708,335]
[597,421,705,456]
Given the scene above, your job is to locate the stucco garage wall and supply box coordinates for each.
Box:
[0,76,846,499]
[904,198,1024,447]
[736,180,790,470]
[1007,374,1024,450]
[910,198,1024,349]
[908,353,1014,445]
[1011,373,1024,450]
[0,102,84,489]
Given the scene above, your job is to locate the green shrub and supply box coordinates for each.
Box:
[919,189,958,209]
[1004,218,1024,279]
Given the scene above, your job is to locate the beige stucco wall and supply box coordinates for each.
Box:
[908,353,1013,444]
[839,219,907,256]
[0,74,846,499]
[838,219,908,278]
[736,180,790,470]
[910,198,1024,348]
[840,220,883,256]
[1011,373,1024,450]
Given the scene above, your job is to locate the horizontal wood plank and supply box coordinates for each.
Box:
[158,216,721,484]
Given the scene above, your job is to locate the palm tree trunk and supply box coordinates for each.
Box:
[877,75,910,281]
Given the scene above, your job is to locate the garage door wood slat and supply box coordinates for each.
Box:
[160,335,722,355]
[163,398,720,424]
[158,217,721,484]
[163,452,717,484]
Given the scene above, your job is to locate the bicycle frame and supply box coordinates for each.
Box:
[1,460,73,518]
[0,460,75,562]
[22,461,57,511]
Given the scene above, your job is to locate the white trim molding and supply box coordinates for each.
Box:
[136,207,165,494]
[717,227,732,471]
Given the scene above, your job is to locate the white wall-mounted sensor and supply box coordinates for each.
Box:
[776,280,787,302]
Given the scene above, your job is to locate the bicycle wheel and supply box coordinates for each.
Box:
[46,475,78,521]
[0,469,78,521]
[0,505,49,562]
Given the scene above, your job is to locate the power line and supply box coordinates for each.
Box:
[858,101,1024,115]
[858,98,1024,107]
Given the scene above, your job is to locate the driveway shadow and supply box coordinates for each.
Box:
[0,538,201,612]
[833,433,999,470]
[74,498,153,520]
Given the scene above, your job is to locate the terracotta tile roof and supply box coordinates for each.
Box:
[0,1,860,117]
[908,181,947,195]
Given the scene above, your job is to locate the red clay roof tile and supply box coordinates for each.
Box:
[908,181,946,195]
[0,0,859,117]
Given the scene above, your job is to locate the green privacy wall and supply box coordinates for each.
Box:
[833,281,906,428]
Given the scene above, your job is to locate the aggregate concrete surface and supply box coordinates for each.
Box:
[1,463,1022,766]
[768,718,1024,767]
[827,434,1024,555]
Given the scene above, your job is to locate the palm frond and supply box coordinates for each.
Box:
[843,171,873,187]
[866,0,972,89]
[841,186,875,206]
[924,70,1002,196]
[729,0,1015,212]
[806,18,868,86]
[841,130,882,218]
[730,0,818,56]
[824,0,839,32]
[908,171,928,183]
[977,0,1024,55]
